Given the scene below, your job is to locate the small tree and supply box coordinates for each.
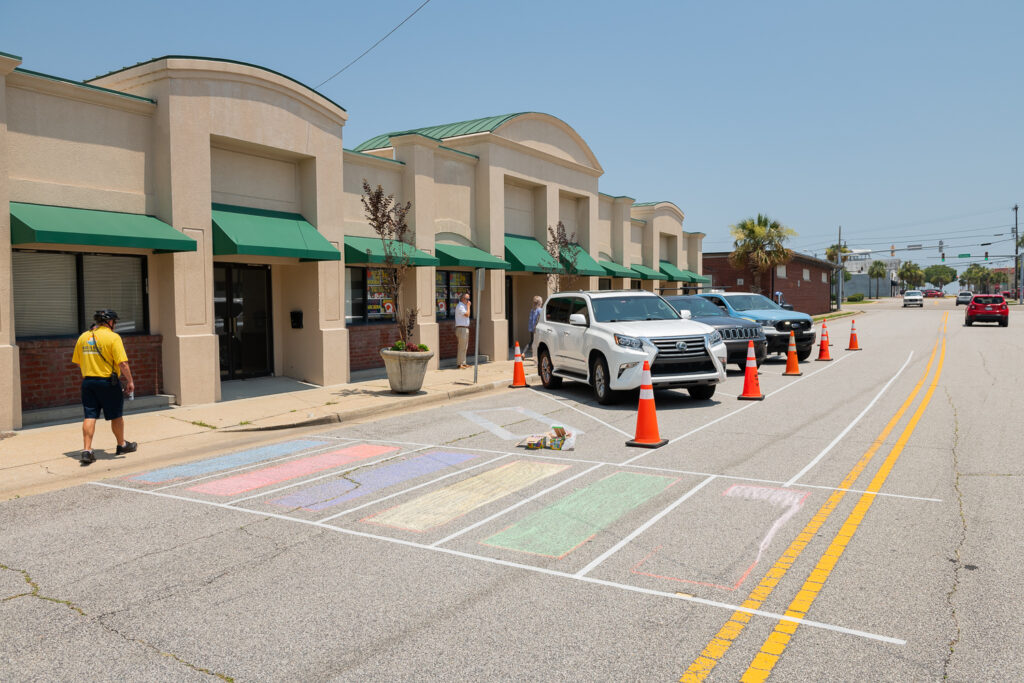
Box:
[924,264,956,291]
[729,214,795,294]
[868,260,887,298]
[360,179,421,349]
[544,221,579,293]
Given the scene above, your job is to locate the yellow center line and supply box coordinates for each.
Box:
[681,318,945,683]
[740,313,948,682]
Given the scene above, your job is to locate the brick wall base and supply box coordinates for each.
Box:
[19,335,163,411]
[349,321,478,371]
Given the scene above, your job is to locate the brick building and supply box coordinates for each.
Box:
[701,252,834,315]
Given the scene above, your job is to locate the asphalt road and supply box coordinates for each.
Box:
[2,297,1021,681]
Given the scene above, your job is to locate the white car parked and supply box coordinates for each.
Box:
[534,290,728,404]
[902,290,924,307]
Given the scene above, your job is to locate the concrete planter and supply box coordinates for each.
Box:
[379,349,435,393]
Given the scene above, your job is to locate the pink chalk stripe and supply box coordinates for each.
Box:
[188,444,397,496]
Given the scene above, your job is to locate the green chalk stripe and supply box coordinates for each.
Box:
[482,471,678,558]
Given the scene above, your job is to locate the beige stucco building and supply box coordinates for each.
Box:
[0,51,707,430]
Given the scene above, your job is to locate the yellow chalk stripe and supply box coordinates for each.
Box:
[365,460,567,531]
[679,333,942,682]
[739,324,948,681]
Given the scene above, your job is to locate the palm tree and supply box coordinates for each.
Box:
[898,261,924,289]
[868,260,887,298]
[729,214,797,294]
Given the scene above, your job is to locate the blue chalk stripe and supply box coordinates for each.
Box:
[130,439,328,484]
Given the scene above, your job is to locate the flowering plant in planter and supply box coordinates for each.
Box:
[361,180,434,392]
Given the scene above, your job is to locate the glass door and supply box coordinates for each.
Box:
[214,264,273,380]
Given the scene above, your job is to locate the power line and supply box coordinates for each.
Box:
[315,0,434,89]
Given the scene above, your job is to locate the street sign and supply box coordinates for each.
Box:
[907,244,922,250]
[957,253,971,258]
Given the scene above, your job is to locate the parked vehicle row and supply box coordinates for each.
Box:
[534,290,818,405]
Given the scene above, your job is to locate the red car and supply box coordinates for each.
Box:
[965,294,1009,327]
[922,289,943,298]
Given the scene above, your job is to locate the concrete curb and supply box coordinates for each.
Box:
[224,373,542,432]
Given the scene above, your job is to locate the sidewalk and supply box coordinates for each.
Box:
[0,359,539,502]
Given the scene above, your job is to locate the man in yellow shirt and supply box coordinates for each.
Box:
[71,310,137,465]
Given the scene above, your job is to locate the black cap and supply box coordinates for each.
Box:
[93,309,119,324]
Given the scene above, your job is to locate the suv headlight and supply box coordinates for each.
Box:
[706,330,723,346]
[614,333,644,349]
[755,319,773,326]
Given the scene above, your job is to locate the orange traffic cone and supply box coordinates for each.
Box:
[737,341,765,400]
[509,341,529,388]
[815,322,833,361]
[625,360,668,448]
[783,330,802,376]
[846,319,861,351]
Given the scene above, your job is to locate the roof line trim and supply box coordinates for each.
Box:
[13,67,156,103]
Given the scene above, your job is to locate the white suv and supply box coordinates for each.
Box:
[534,290,728,404]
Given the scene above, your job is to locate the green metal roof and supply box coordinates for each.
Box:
[344,235,438,267]
[559,244,605,276]
[211,204,340,261]
[354,113,531,152]
[10,202,195,252]
[435,243,509,269]
[597,260,640,278]
[343,149,405,165]
[628,264,665,281]
[504,234,563,274]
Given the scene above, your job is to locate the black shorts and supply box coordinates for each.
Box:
[82,377,124,420]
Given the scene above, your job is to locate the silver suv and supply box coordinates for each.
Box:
[534,291,728,404]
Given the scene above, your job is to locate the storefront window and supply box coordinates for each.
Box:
[345,267,366,324]
[631,280,643,290]
[12,250,147,339]
[598,278,612,290]
[366,268,395,322]
[435,271,473,321]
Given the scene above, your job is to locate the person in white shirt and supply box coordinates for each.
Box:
[454,293,471,368]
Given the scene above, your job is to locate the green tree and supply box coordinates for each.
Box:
[825,243,852,265]
[899,261,925,289]
[728,214,796,294]
[923,264,957,291]
[867,260,887,298]
[961,263,991,292]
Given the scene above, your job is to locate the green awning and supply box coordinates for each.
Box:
[344,235,439,266]
[212,204,340,261]
[10,202,196,252]
[686,270,711,284]
[435,243,509,269]
[559,244,605,276]
[504,234,563,273]
[659,261,694,282]
[629,263,665,280]
[597,260,640,278]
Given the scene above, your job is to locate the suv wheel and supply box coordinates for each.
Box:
[591,356,616,405]
[538,348,562,388]
[688,384,716,400]
[796,346,813,362]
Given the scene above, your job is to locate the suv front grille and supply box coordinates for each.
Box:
[720,327,760,341]
[650,335,714,375]
[774,319,811,333]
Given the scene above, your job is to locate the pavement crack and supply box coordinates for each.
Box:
[943,386,966,680]
[0,562,86,615]
[94,617,235,681]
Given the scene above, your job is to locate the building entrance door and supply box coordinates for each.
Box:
[214,264,273,380]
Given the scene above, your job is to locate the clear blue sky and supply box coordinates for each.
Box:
[3,0,1022,276]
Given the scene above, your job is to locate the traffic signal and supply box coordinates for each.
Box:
[890,245,895,257]
[941,253,945,262]
[985,251,989,261]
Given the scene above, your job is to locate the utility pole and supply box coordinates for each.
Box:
[1014,204,1020,304]
[835,225,842,311]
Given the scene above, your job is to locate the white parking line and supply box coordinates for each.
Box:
[330,438,941,503]
[784,351,914,487]
[621,352,854,465]
[431,463,605,547]
[574,475,716,577]
[528,388,632,436]
[88,481,906,646]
